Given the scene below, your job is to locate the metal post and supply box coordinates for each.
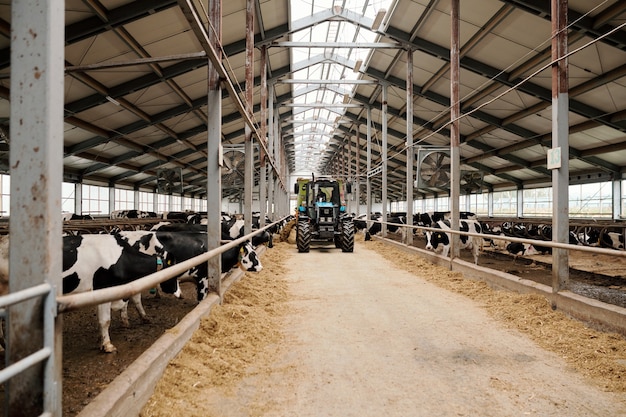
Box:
[206,0,223,293]
[450,0,461,260]
[268,86,275,219]
[406,48,414,246]
[551,0,569,292]
[381,84,388,237]
[74,183,83,216]
[355,128,361,216]
[259,45,268,227]
[366,107,372,223]
[243,0,255,234]
[9,0,64,414]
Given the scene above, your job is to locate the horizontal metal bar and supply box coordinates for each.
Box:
[0,283,52,309]
[281,103,365,108]
[374,220,626,257]
[271,41,401,49]
[0,347,52,385]
[65,52,207,71]
[279,79,377,85]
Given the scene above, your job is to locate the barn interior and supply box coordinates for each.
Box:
[1,1,626,415]
[0,0,624,216]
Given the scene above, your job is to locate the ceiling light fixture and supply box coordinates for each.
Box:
[105,95,120,106]
[371,9,386,31]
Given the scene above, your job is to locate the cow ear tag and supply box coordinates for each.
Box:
[238,246,244,261]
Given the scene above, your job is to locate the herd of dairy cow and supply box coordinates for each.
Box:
[3,208,624,353]
[358,211,626,264]
[1,210,287,353]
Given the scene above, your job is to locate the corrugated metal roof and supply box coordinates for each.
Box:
[0,0,624,202]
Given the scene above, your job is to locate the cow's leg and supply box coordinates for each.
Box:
[471,241,480,265]
[112,299,130,327]
[97,302,117,353]
[130,293,150,323]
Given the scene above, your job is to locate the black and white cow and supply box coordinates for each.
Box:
[365,213,406,240]
[585,229,625,250]
[62,212,95,221]
[219,216,273,248]
[110,209,158,219]
[118,230,263,301]
[424,219,482,264]
[505,241,540,263]
[62,233,180,353]
[415,211,477,228]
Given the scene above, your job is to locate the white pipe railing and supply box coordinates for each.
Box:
[374,220,626,258]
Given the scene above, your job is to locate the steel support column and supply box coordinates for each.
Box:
[355,129,361,216]
[259,45,268,227]
[381,83,388,238]
[268,84,275,219]
[551,0,569,292]
[366,107,372,224]
[206,0,223,293]
[406,48,414,246]
[450,0,461,260]
[244,0,255,234]
[8,0,64,414]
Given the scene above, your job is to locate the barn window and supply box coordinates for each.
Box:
[138,191,155,212]
[82,184,109,216]
[492,190,517,216]
[114,188,134,211]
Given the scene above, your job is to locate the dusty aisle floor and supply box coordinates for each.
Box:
[141,238,626,417]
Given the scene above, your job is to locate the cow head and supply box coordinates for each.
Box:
[157,256,182,298]
[425,230,448,252]
[238,241,263,272]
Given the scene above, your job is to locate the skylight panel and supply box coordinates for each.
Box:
[288,0,393,173]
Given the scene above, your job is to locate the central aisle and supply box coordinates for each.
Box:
[239,241,625,417]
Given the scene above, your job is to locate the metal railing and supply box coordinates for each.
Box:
[1,216,288,416]
[0,283,56,417]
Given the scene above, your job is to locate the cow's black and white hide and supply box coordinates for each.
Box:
[110,209,158,219]
[1,233,182,353]
[62,212,95,221]
[119,230,263,302]
[424,219,482,264]
[365,213,405,240]
[505,241,540,263]
[62,233,177,353]
[585,228,625,250]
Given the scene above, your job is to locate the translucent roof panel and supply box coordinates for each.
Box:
[289,0,393,174]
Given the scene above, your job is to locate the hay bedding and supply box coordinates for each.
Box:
[141,236,626,417]
[140,242,291,417]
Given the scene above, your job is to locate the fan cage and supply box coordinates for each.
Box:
[415,147,451,189]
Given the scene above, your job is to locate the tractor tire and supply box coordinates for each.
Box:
[297,221,311,253]
[340,221,355,252]
[334,235,341,248]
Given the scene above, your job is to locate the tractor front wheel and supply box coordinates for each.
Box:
[297,221,311,253]
[340,221,355,252]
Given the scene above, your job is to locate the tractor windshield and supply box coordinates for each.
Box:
[312,182,340,205]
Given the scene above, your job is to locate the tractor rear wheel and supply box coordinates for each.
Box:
[340,221,354,252]
[297,221,311,252]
